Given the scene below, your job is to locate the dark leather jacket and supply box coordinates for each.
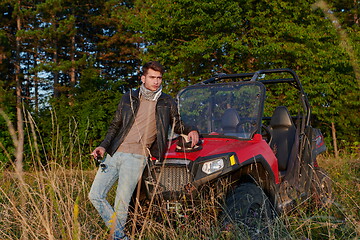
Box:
[99,88,195,160]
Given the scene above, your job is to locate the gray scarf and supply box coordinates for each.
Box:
[140,83,163,101]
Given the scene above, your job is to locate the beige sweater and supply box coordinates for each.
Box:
[117,97,157,157]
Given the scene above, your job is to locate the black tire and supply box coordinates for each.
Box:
[221,182,275,240]
[311,167,332,207]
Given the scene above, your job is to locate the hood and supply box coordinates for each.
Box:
[164,136,265,163]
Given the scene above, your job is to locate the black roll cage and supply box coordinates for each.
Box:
[199,68,311,127]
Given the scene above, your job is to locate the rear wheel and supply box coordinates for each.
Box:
[311,167,332,207]
[221,183,275,239]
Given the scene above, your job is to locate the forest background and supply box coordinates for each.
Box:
[0,0,359,170]
[0,0,359,239]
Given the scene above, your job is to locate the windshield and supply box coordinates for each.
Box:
[178,82,265,139]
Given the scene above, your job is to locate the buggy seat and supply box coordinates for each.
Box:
[269,106,296,172]
[221,108,240,133]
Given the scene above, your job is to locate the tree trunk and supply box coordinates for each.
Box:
[69,34,76,105]
[70,35,76,88]
[53,47,59,98]
[15,0,24,173]
[15,2,26,240]
[331,121,339,158]
[355,0,358,25]
[51,14,60,98]
[34,54,39,113]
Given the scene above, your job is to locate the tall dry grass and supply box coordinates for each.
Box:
[0,154,359,239]
[281,154,360,240]
[0,110,359,239]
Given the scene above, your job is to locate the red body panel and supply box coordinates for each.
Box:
[165,135,280,184]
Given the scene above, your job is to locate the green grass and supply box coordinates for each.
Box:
[0,154,359,240]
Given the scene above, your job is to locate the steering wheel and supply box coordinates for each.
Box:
[261,125,272,143]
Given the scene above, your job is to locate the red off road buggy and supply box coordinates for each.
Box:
[139,68,330,238]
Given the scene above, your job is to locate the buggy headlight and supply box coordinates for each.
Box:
[202,158,224,175]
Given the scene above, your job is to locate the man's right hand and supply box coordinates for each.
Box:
[91,146,106,159]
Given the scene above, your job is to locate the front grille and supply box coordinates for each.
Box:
[154,165,191,192]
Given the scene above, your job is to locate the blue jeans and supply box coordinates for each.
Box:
[89,152,147,239]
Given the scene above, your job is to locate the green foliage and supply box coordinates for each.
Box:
[0,0,359,166]
[0,31,15,166]
[132,0,258,94]
[34,89,123,168]
[132,0,359,150]
[0,118,14,166]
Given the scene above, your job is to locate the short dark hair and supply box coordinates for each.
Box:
[142,61,165,75]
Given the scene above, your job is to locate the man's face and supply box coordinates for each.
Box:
[141,68,163,91]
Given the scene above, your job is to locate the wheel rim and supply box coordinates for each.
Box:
[243,202,270,236]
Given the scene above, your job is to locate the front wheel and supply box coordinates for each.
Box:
[221,182,275,239]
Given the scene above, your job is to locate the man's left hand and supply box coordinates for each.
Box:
[188,131,199,147]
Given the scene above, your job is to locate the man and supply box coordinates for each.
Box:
[89,61,199,240]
